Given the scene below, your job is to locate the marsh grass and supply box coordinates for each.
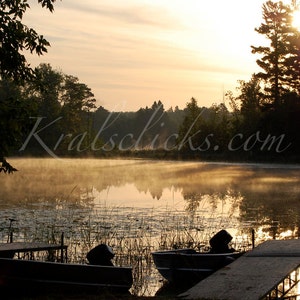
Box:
[1,159,299,298]
[0,159,254,296]
[0,197,253,297]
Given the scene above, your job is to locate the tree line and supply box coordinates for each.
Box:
[1,0,300,172]
[2,64,299,162]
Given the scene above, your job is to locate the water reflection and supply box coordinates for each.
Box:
[0,158,299,296]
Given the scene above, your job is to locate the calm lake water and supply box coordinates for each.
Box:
[0,158,300,296]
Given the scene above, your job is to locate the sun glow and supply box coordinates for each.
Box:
[293,9,300,30]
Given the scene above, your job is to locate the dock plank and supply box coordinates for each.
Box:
[0,242,67,252]
[246,239,300,257]
[179,240,300,300]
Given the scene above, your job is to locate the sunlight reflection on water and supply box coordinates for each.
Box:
[0,158,299,296]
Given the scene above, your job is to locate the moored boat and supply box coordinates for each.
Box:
[152,230,246,285]
[0,242,133,296]
[152,248,244,284]
[0,257,133,294]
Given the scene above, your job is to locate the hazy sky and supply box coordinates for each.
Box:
[24,0,277,111]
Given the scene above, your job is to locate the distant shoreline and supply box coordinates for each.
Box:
[9,150,300,166]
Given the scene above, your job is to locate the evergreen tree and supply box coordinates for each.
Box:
[177,98,202,154]
[251,0,299,108]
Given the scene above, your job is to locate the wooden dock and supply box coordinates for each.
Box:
[0,241,68,262]
[179,239,300,300]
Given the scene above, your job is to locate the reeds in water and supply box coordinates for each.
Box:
[0,200,253,296]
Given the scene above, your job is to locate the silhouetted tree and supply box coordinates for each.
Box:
[0,0,57,172]
[0,79,34,172]
[177,98,203,155]
[251,1,299,108]
[237,76,264,134]
[60,74,96,149]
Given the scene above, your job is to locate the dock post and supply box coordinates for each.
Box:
[251,229,255,249]
[60,232,64,263]
[7,218,15,243]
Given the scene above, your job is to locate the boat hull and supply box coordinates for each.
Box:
[152,248,244,284]
[0,258,133,295]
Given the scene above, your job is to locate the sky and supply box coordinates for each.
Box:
[23,0,293,112]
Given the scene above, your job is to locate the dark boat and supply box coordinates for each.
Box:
[0,242,133,296]
[152,248,244,284]
[0,258,133,294]
[152,230,245,285]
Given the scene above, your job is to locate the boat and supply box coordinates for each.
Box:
[0,242,133,296]
[152,230,246,285]
[152,248,244,284]
[0,257,133,295]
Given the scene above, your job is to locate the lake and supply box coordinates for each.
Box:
[0,158,300,296]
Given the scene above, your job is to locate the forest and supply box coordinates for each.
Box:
[3,62,300,163]
[1,0,300,173]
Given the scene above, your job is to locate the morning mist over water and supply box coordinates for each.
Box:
[0,158,299,295]
[1,158,299,238]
